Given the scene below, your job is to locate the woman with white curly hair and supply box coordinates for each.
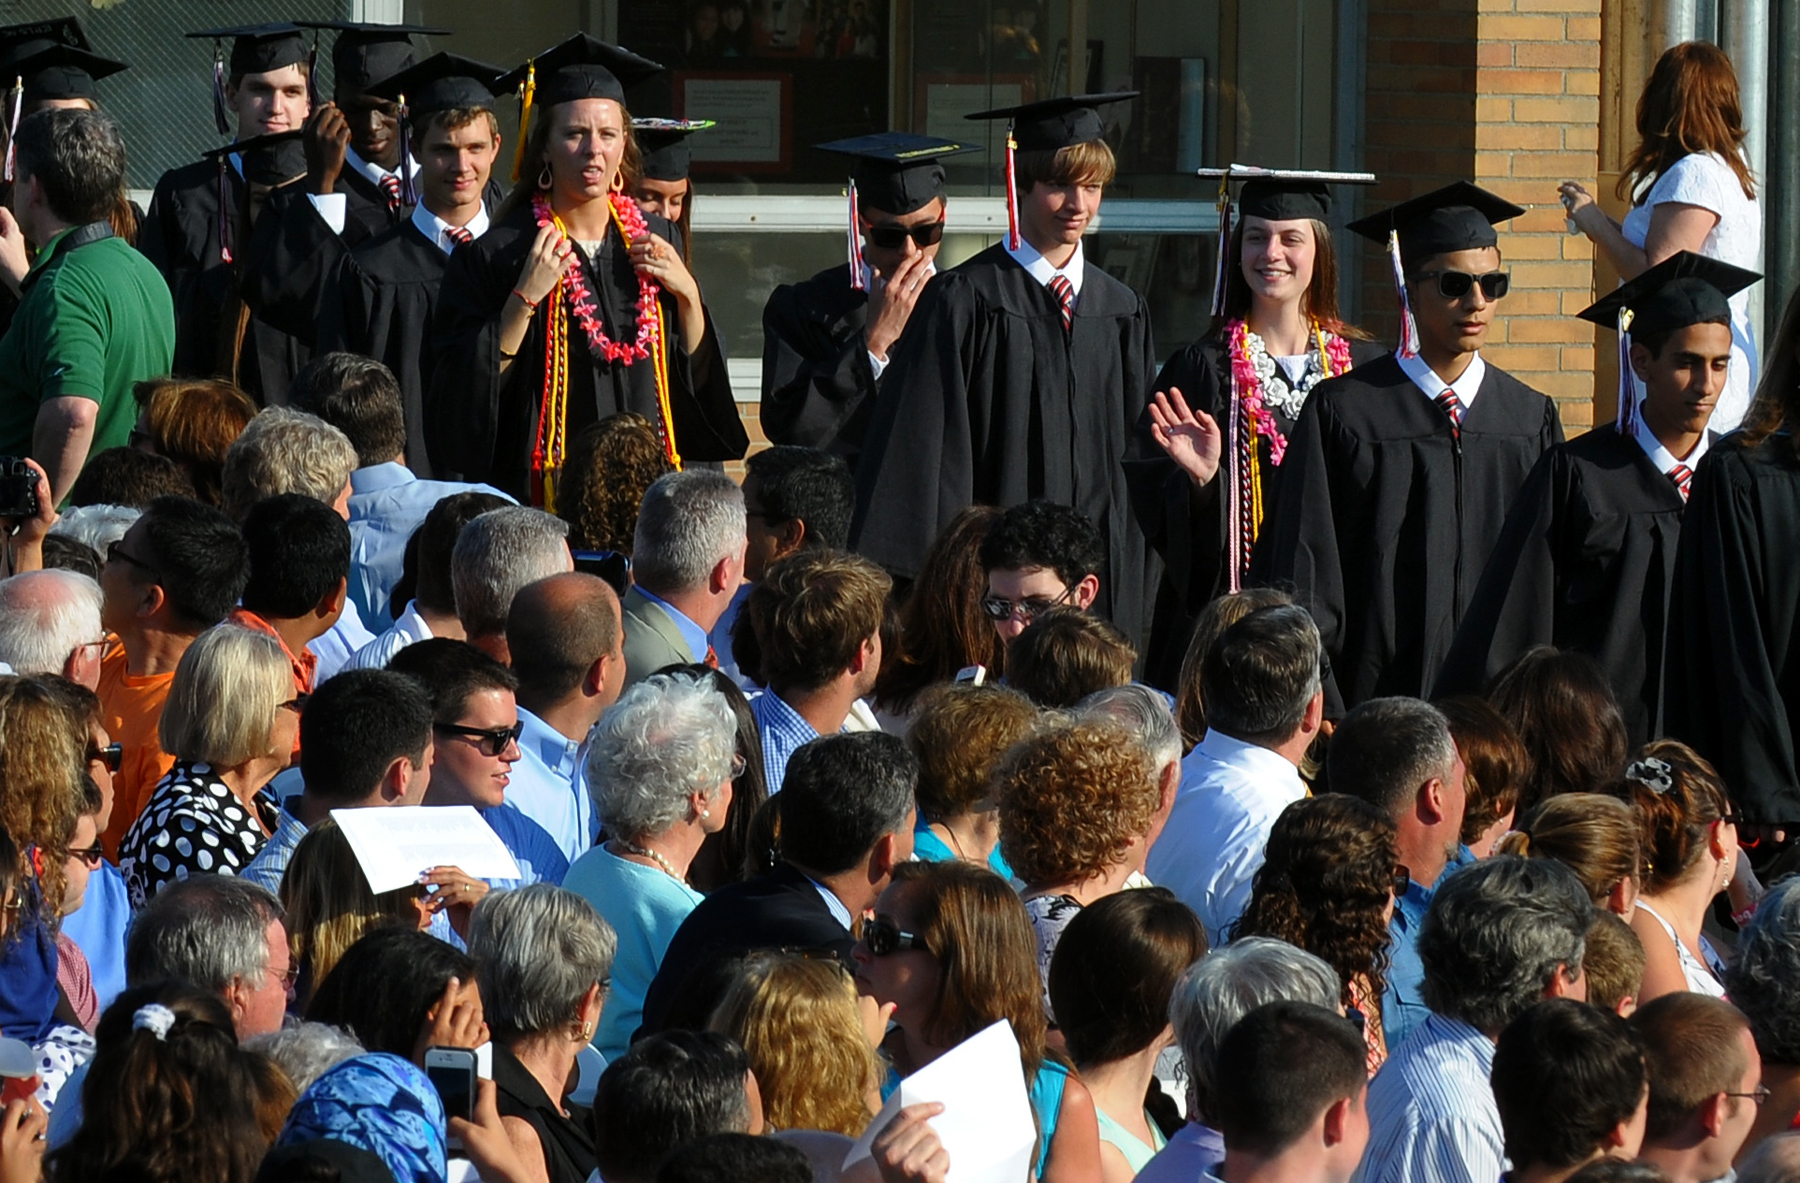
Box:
[563,671,737,1060]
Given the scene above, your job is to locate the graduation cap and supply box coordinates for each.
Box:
[297,21,448,94]
[199,129,305,264]
[965,92,1136,250]
[366,53,505,206]
[1345,182,1525,357]
[634,117,714,183]
[816,132,976,292]
[500,35,665,183]
[1195,165,1379,316]
[1576,250,1760,438]
[0,18,124,104]
[187,24,309,136]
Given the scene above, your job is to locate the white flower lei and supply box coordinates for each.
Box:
[1243,327,1330,419]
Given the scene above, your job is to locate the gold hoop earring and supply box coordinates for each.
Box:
[610,171,626,193]
[537,162,553,191]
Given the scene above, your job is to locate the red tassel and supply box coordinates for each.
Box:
[218,159,233,264]
[1003,127,1020,252]
[1389,230,1419,358]
[211,53,231,137]
[1616,308,1638,435]
[848,178,865,292]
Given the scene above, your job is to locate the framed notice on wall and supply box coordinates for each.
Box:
[678,73,792,171]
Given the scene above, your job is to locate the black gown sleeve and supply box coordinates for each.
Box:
[241,187,349,343]
[759,280,877,453]
[1123,343,1226,616]
[1436,446,1565,697]
[426,228,521,484]
[1665,447,1800,823]
[848,275,977,578]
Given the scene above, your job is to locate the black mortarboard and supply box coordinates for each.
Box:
[297,21,447,94]
[366,52,505,116]
[1196,166,1379,315]
[1240,180,1330,222]
[0,19,124,104]
[187,24,308,79]
[633,118,714,182]
[964,91,1137,151]
[1577,250,1759,337]
[500,35,664,108]
[1346,181,1525,262]
[816,132,976,214]
[202,128,306,185]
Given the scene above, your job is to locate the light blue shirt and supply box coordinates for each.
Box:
[61,861,129,1014]
[749,690,822,794]
[309,597,377,685]
[563,845,704,1060]
[241,804,309,895]
[707,583,753,691]
[346,462,511,628]
[635,587,710,664]
[1357,1013,1504,1183]
[507,707,594,863]
[479,802,569,887]
[1384,845,1476,1052]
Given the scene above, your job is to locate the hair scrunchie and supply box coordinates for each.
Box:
[132,1003,177,1041]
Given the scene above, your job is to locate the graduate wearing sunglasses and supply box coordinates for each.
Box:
[1256,182,1564,712]
[760,132,975,464]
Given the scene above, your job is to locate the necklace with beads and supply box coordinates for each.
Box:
[616,838,683,882]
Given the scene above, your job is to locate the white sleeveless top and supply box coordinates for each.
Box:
[1621,153,1761,432]
[1637,900,1727,998]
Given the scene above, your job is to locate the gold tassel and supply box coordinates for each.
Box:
[511,62,536,184]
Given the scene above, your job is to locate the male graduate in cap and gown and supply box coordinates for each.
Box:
[1124,171,1386,688]
[1439,253,1754,744]
[1254,182,1563,710]
[428,34,746,502]
[315,53,508,478]
[139,25,311,401]
[760,131,972,463]
[850,94,1158,646]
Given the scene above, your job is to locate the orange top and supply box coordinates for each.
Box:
[96,640,176,859]
[226,608,317,696]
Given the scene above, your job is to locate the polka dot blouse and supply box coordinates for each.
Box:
[118,761,278,910]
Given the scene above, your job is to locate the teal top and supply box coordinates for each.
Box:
[880,1054,1067,1178]
[912,821,1015,880]
[0,226,174,463]
[1095,1106,1167,1173]
[562,845,704,1061]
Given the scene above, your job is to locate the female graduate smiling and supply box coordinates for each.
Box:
[428,34,746,506]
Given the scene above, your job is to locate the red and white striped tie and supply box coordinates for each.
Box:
[1669,463,1693,501]
[378,173,402,210]
[445,225,473,247]
[1435,389,1465,440]
[1048,273,1074,332]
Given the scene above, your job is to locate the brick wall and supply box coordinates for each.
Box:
[1362,0,1604,431]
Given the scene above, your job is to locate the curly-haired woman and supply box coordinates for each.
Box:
[995,718,1169,999]
[555,413,676,555]
[1230,793,1401,1075]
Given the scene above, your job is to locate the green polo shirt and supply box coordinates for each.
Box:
[0,225,175,462]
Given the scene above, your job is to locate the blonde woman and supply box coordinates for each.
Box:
[119,625,296,908]
[279,817,429,1006]
[709,952,884,1136]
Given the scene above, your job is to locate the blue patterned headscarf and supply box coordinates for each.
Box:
[277,1052,448,1183]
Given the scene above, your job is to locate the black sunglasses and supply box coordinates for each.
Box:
[1392,865,1412,899]
[434,720,525,758]
[66,841,104,868]
[88,742,122,773]
[863,219,945,251]
[105,540,159,576]
[861,916,929,957]
[1422,269,1509,301]
[279,693,310,715]
[979,584,1075,623]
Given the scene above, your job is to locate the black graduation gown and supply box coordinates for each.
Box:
[849,243,1160,651]
[426,202,748,498]
[1664,433,1800,823]
[1436,427,1690,746]
[1252,353,1563,711]
[316,221,452,477]
[1123,330,1390,689]
[760,262,878,462]
[138,160,310,404]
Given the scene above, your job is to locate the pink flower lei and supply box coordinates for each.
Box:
[532,190,662,365]
[1224,319,1353,466]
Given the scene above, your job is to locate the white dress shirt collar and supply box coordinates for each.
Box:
[1005,235,1086,299]
[1194,729,1306,787]
[345,145,419,187]
[1396,349,1488,413]
[411,201,490,257]
[1631,412,1709,472]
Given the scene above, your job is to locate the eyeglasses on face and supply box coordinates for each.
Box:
[279,693,310,715]
[1726,1085,1772,1107]
[65,841,104,869]
[88,742,122,773]
[105,540,159,577]
[862,218,946,251]
[861,916,928,957]
[1391,865,1412,899]
[1420,269,1510,301]
[434,720,525,758]
[979,583,1075,624]
[70,638,109,665]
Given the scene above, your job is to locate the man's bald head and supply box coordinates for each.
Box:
[506,573,624,703]
[0,568,104,684]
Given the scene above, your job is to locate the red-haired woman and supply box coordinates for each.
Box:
[1562,41,1760,430]
[1126,178,1383,687]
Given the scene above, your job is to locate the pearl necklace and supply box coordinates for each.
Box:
[616,838,683,882]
